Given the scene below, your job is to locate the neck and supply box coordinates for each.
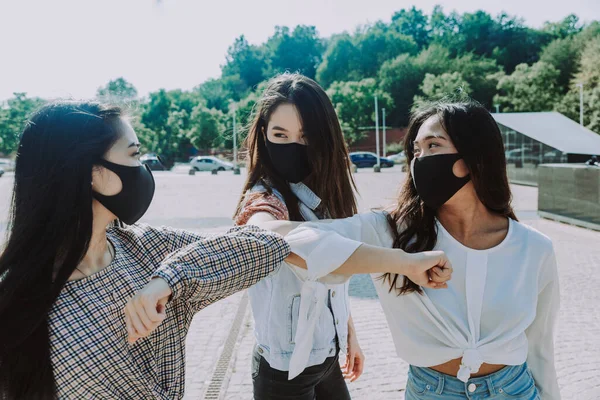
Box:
[73,204,116,278]
[436,184,498,240]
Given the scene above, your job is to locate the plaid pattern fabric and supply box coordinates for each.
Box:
[49,224,290,399]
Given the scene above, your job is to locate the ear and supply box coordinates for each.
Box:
[452,159,469,178]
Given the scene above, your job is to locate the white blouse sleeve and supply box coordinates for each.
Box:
[525,250,561,400]
[285,211,394,280]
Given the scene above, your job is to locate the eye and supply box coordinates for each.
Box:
[274,133,287,138]
[429,142,441,149]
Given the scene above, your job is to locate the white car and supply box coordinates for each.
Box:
[190,156,234,172]
[387,152,406,165]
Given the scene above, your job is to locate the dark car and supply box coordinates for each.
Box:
[349,152,394,168]
[140,154,167,171]
[0,167,4,178]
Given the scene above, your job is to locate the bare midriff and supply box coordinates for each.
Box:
[429,358,506,377]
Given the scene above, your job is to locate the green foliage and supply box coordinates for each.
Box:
[316,34,361,88]
[0,93,46,155]
[327,78,393,144]
[265,25,324,79]
[187,107,224,150]
[96,77,138,104]
[414,72,471,107]
[391,7,431,49]
[494,62,561,112]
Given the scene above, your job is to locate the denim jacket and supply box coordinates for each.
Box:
[244,182,351,379]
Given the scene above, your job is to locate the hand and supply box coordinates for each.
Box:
[342,328,365,382]
[124,278,171,344]
[404,251,453,289]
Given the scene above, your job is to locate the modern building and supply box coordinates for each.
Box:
[493,112,600,186]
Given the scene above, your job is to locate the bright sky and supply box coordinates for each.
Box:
[1,0,598,101]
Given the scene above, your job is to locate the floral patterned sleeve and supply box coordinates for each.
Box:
[235,191,289,225]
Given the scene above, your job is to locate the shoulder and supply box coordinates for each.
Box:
[511,219,554,255]
[236,183,289,225]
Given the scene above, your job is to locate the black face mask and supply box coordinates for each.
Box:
[93,159,156,225]
[411,153,470,210]
[265,138,311,184]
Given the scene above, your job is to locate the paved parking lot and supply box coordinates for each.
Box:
[1,167,598,399]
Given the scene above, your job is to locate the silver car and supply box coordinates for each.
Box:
[190,156,234,172]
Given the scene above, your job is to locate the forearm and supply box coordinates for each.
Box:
[153,225,291,304]
[286,243,412,276]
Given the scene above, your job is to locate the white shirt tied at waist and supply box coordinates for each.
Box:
[458,348,484,382]
[284,211,561,399]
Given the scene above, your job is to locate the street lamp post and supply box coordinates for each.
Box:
[495,104,500,114]
[374,95,381,172]
[382,108,387,158]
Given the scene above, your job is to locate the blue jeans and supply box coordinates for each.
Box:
[405,363,540,400]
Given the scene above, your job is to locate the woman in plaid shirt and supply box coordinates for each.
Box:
[0,101,292,400]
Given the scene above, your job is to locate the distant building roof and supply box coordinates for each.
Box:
[492,112,600,155]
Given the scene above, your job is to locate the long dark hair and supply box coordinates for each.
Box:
[0,101,123,399]
[383,98,517,295]
[235,73,357,220]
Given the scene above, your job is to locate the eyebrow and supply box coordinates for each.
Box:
[271,126,289,132]
[128,142,141,148]
[413,135,448,145]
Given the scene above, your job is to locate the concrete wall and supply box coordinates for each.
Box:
[538,164,600,227]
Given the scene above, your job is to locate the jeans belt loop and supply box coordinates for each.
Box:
[485,376,497,396]
[436,374,445,395]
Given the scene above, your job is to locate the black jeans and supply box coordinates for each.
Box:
[252,347,351,400]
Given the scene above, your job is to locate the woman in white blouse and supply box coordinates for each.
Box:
[280,99,560,399]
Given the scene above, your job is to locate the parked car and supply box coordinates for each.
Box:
[190,156,234,172]
[140,153,167,171]
[349,152,394,168]
[387,151,406,165]
[0,167,4,178]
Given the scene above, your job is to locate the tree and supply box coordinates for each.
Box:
[556,36,600,133]
[540,37,581,92]
[138,89,199,165]
[391,7,430,49]
[543,14,583,39]
[494,62,561,112]
[222,36,268,93]
[265,25,324,79]
[187,106,224,151]
[414,72,471,106]
[316,33,361,88]
[96,77,138,104]
[0,93,45,155]
[194,79,231,113]
[327,78,393,144]
[379,54,426,126]
[353,22,418,78]
[451,54,501,108]
[573,36,600,89]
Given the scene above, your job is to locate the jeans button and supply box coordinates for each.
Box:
[426,385,431,390]
[468,383,477,393]
[258,347,264,354]
[332,291,336,298]
[336,319,339,325]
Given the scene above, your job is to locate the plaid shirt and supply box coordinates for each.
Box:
[49,224,290,399]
